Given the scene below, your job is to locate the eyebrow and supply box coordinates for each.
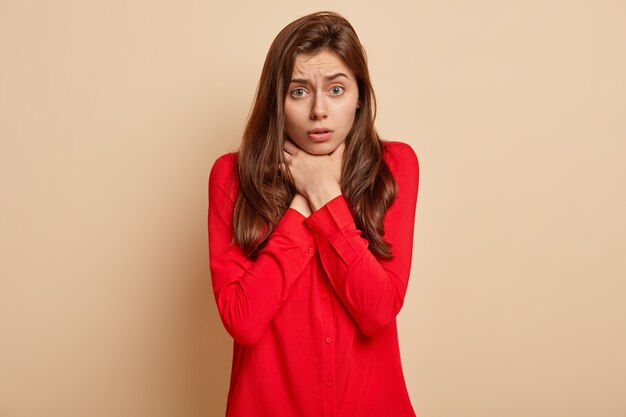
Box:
[289,72,350,84]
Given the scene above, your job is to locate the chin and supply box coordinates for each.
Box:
[305,147,332,155]
[303,141,342,155]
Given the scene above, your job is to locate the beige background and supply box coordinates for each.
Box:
[1,0,625,416]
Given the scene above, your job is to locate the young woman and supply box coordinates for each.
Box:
[208,11,419,417]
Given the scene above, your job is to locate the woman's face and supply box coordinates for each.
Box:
[284,49,360,155]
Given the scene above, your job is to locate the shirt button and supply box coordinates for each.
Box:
[321,294,328,301]
[307,247,314,253]
[325,337,332,344]
[326,377,333,387]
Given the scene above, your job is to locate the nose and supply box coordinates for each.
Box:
[310,94,328,120]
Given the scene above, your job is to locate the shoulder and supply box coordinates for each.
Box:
[208,152,240,201]
[210,152,238,174]
[210,151,239,180]
[381,140,419,177]
[381,140,420,206]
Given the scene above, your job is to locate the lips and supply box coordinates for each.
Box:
[307,127,333,142]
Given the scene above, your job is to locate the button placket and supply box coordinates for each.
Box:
[320,275,335,414]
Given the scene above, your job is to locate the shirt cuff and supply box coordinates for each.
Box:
[275,208,316,253]
[304,195,367,264]
[305,195,354,230]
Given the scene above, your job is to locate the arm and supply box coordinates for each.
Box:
[208,153,316,345]
[304,143,419,336]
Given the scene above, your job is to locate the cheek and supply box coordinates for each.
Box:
[284,103,305,128]
[335,102,358,126]
[283,108,294,134]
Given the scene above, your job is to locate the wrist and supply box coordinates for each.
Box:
[290,193,312,217]
[307,183,342,212]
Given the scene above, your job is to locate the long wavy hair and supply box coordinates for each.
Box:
[233,11,397,259]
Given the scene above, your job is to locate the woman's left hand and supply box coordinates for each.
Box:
[282,139,344,212]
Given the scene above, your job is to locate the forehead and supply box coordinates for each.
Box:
[291,50,354,77]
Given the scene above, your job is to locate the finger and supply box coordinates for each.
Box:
[283,139,299,155]
[332,141,346,159]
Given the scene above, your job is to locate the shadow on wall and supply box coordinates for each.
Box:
[160,235,233,416]
[198,82,246,417]
[202,294,232,416]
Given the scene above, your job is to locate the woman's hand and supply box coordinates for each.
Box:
[282,140,344,212]
[289,192,312,217]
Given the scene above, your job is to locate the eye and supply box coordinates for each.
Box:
[291,88,306,97]
[330,86,345,95]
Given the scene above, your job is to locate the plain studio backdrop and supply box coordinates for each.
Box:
[1,1,625,416]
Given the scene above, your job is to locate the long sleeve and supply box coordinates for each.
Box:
[304,142,419,336]
[210,143,418,417]
[208,153,316,345]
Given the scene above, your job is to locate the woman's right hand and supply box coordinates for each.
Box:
[282,139,344,212]
[289,192,312,217]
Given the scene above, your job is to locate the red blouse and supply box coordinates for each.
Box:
[208,141,419,417]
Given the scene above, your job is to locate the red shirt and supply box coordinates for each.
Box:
[208,141,419,417]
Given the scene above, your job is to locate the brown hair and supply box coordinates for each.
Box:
[233,11,397,259]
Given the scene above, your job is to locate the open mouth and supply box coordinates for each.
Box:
[307,128,333,142]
